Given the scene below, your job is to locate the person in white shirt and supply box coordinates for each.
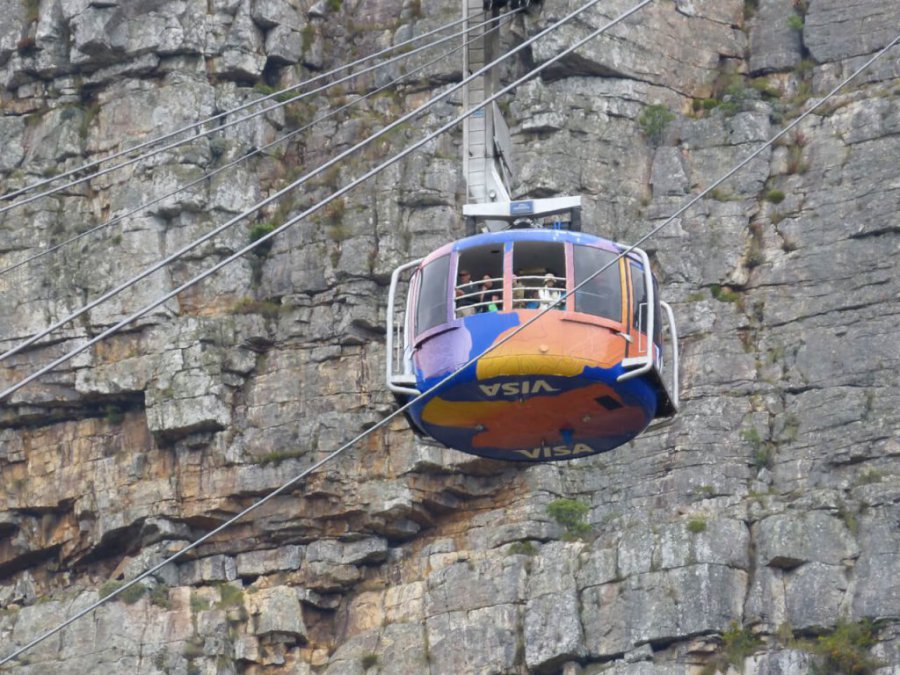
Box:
[538,273,563,309]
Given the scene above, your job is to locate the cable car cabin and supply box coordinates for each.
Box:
[386,196,679,462]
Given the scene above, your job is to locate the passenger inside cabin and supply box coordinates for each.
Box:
[512,271,525,307]
[477,274,495,313]
[456,269,477,316]
[539,272,563,309]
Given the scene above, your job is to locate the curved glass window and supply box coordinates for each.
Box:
[629,262,661,344]
[512,241,566,311]
[631,262,647,331]
[652,278,662,345]
[456,244,505,316]
[415,255,450,335]
[573,246,622,321]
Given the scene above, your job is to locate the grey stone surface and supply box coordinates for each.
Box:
[805,0,900,63]
[531,0,744,98]
[756,511,858,569]
[0,0,25,64]
[853,505,900,620]
[426,604,520,674]
[524,542,587,670]
[425,554,527,616]
[748,0,803,74]
[650,147,689,197]
[179,555,238,585]
[745,649,815,675]
[582,565,747,657]
[0,116,26,171]
[219,3,266,80]
[235,545,303,576]
[266,23,303,65]
[248,585,306,638]
[784,560,849,630]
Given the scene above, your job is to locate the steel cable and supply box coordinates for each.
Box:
[0,10,492,212]
[0,14,523,365]
[0,4,571,370]
[0,13,509,279]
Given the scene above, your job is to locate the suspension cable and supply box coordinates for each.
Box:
[0,12,523,365]
[0,15,500,279]
[3,10,896,668]
[0,10,489,210]
[0,9,518,219]
[0,0,573,368]
[0,14,474,208]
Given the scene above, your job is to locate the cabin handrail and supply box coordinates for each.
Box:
[618,246,654,382]
[660,300,680,410]
[387,258,423,396]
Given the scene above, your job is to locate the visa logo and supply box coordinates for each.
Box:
[516,443,594,459]
[478,380,560,397]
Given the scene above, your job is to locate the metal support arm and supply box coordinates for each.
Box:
[386,258,423,396]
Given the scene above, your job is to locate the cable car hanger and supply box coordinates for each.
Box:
[386,196,679,462]
[385,0,676,462]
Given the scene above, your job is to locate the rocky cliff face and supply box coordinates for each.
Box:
[0,0,898,673]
